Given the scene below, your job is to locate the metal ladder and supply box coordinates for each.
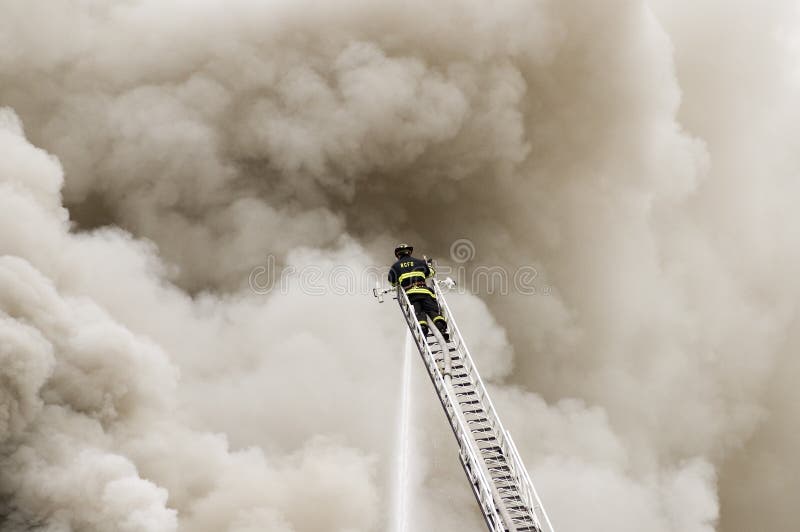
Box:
[381,278,556,532]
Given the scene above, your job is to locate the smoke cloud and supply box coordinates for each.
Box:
[2,0,799,530]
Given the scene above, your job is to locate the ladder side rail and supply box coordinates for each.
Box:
[433,280,544,526]
[432,281,508,434]
[433,280,516,453]
[428,322,518,532]
[451,393,507,532]
[503,431,541,529]
[397,287,460,435]
[398,289,504,531]
[457,433,506,532]
[457,456,505,532]
[396,287,505,531]
[506,432,556,532]
[397,288,455,432]
[402,301,459,439]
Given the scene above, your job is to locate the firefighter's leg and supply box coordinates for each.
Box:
[423,295,449,341]
[410,297,429,335]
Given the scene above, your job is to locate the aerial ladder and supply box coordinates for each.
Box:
[375,275,556,532]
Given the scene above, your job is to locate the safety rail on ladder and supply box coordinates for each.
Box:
[378,276,556,532]
[432,280,555,532]
[394,282,505,532]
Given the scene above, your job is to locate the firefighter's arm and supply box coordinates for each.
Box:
[388,266,398,287]
[425,257,436,278]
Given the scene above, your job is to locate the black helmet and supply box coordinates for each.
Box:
[394,243,413,258]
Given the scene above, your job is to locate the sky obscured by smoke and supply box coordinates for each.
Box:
[2,0,800,530]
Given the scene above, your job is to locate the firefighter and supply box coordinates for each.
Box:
[388,243,450,342]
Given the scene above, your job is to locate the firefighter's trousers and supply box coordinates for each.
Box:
[407,288,448,336]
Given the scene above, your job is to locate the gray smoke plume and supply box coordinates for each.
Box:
[2,0,800,530]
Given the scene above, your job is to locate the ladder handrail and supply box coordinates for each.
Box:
[507,432,556,532]
[396,286,506,531]
[433,279,554,532]
[389,278,555,532]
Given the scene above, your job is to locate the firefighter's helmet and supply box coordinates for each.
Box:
[394,243,413,258]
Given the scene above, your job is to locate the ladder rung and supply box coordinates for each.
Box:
[484,451,506,459]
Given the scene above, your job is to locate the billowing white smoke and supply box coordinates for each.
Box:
[2,0,799,531]
[0,107,391,531]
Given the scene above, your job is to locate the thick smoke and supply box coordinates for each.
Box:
[2,0,799,531]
